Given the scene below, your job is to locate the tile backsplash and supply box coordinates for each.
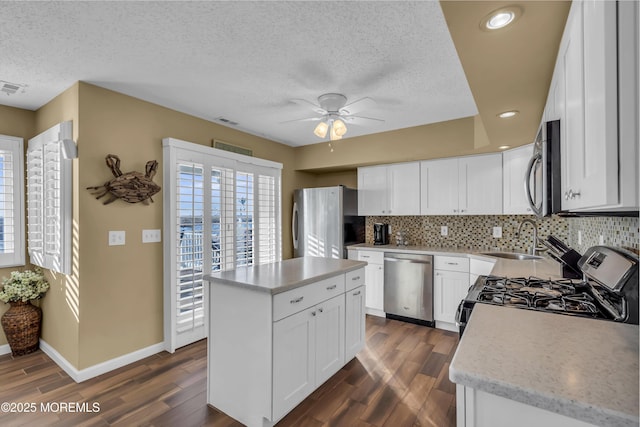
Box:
[366,214,639,255]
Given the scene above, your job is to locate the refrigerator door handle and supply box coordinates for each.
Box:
[292,201,299,251]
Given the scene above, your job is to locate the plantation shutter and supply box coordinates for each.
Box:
[0,135,24,267]
[27,122,74,275]
[163,138,282,352]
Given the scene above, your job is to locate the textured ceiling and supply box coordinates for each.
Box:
[1,1,570,149]
[0,1,479,147]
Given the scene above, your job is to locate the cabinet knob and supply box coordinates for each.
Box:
[311,311,316,316]
[318,307,324,313]
[460,209,466,213]
[453,209,458,213]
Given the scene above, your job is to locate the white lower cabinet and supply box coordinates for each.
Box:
[434,256,470,331]
[273,294,345,419]
[345,285,366,361]
[351,249,385,317]
[457,385,598,427]
[208,266,365,427]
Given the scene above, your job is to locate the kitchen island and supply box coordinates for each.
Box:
[450,303,639,427]
[204,257,367,427]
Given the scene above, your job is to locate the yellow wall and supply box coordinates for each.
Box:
[34,83,82,367]
[75,83,316,368]
[0,105,36,347]
[294,115,499,172]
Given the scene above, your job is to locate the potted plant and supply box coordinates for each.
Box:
[0,268,49,356]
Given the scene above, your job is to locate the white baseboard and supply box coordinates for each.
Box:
[0,343,10,356]
[40,340,165,383]
[366,308,386,318]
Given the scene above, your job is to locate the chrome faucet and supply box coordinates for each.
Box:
[516,219,546,255]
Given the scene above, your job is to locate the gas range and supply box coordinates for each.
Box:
[468,276,604,317]
[456,246,639,336]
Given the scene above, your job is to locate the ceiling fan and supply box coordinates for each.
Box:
[284,93,384,141]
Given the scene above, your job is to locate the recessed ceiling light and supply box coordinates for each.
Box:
[481,6,522,31]
[498,145,511,150]
[498,110,519,119]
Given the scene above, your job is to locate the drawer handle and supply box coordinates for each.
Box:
[326,285,337,290]
[362,255,370,258]
[351,276,361,281]
[446,262,459,265]
[353,291,361,296]
[290,296,304,304]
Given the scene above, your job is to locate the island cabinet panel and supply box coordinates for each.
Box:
[206,260,366,427]
[458,385,598,427]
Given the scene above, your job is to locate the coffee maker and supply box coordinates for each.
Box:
[373,223,389,245]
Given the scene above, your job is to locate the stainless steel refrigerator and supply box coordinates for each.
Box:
[292,186,365,259]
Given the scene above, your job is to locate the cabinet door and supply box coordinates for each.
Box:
[364,263,384,312]
[502,144,534,215]
[357,165,388,215]
[345,286,366,361]
[434,270,470,324]
[562,1,619,211]
[420,158,459,215]
[315,295,345,386]
[273,307,316,420]
[388,162,420,215]
[460,154,503,215]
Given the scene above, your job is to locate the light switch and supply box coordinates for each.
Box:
[441,226,448,237]
[142,229,162,243]
[109,231,126,246]
[493,226,502,238]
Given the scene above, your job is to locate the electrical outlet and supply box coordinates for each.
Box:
[578,230,582,245]
[493,226,502,238]
[142,229,162,243]
[109,230,126,246]
[441,226,448,237]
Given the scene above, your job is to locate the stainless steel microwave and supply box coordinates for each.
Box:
[525,120,562,217]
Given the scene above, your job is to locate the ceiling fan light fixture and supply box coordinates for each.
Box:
[329,125,342,141]
[332,119,347,137]
[314,121,329,138]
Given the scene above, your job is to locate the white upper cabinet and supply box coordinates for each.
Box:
[502,144,534,215]
[358,162,420,215]
[421,153,503,215]
[552,0,638,212]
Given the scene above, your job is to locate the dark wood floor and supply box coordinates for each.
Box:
[0,315,458,427]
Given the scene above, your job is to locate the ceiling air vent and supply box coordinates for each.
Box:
[215,117,239,126]
[1,80,27,96]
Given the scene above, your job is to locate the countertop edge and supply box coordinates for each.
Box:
[204,260,367,295]
[449,368,639,427]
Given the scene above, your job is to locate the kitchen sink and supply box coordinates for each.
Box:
[479,252,543,260]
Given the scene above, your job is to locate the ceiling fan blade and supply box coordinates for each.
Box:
[290,98,327,115]
[342,115,385,124]
[339,97,376,115]
[279,116,323,124]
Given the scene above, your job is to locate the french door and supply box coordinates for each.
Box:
[163,138,281,352]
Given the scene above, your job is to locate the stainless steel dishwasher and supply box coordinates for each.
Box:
[383,252,434,325]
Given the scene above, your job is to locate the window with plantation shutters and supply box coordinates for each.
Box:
[27,122,74,275]
[0,135,24,268]
[163,138,282,352]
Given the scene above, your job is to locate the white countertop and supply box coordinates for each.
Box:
[450,304,640,427]
[348,243,563,279]
[204,257,366,294]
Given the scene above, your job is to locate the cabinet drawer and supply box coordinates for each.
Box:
[345,268,365,292]
[434,256,469,272]
[357,250,384,264]
[273,275,345,321]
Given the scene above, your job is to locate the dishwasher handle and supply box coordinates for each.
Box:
[384,253,433,264]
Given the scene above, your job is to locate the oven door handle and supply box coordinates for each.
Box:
[455,300,465,327]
